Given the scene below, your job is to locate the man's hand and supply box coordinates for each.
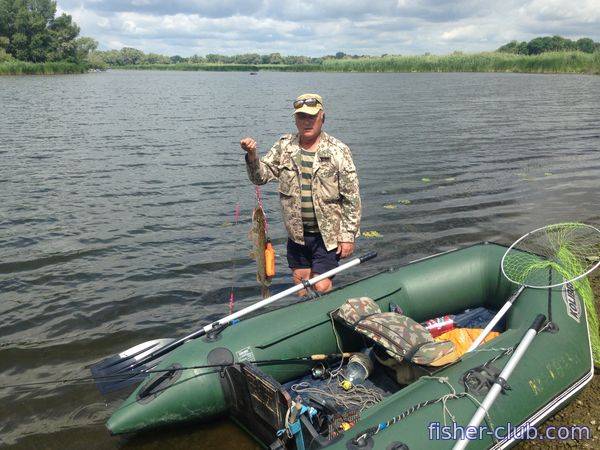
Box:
[240,137,257,154]
[336,242,354,259]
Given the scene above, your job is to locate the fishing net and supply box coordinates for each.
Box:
[501,223,600,366]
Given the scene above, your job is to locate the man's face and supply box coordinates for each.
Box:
[295,111,323,142]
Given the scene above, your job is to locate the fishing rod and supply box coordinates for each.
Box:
[1,353,353,390]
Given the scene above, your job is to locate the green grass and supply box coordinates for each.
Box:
[0,61,87,75]
[319,52,600,74]
[116,52,600,75]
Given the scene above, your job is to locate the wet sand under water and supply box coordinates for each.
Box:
[517,270,600,449]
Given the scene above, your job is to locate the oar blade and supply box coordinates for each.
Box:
[94,358,163,395]
[90,339,175,394]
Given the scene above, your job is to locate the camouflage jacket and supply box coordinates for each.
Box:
[245,132,361,251]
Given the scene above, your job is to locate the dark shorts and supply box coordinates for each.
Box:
[287,234,340,274]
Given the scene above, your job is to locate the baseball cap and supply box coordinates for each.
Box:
[293,93,323,115]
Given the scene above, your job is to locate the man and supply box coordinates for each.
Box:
[240,93,361,294]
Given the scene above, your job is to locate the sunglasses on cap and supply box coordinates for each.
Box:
[293,98,322,109]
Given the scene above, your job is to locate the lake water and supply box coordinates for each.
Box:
[1,70,599,449]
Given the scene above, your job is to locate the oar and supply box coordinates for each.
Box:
[90,252,377,394]
[466,285,525,353]
[453,314,546,450]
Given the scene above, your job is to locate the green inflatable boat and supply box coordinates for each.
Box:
[102,243,594,449]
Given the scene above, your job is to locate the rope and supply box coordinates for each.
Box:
[291,316,382,414]
[291,379,384,413]
[421,376,458,426]
[329,313,346,378]
[351,347,515,445]
[352,391,470,444]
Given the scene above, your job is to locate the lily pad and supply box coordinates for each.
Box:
[544,172,553,176]
[363,231,382,238]
[383,204,397,209]
[444,177,456,182]
[398,199,412,205]
[421,177,431,183]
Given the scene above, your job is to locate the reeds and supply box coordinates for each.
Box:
[2,52,597,75]
[0,61,87,75]
[320,52,600,74]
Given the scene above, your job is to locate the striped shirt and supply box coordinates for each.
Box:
[300,149,319,233]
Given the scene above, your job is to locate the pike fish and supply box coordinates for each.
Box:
[250,205,272,298]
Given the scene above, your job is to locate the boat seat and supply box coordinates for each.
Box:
[333,297,457,367]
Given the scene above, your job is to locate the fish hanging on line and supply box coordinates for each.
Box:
[250,205,275,298]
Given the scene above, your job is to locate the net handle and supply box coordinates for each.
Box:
[501,222,600,289]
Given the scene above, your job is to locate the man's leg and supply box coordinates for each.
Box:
[310,235,340,294]
[287,238,312,296]
[311,274,333,293]
[292,268,312,296]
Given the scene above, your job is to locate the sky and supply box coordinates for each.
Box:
[56,0,600,57]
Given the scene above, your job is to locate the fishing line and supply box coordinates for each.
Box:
[0,355,348,391]
[228,202,241,314]
[254,184,269,235]
[227,153,248,314]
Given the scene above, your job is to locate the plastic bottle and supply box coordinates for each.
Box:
[265,239,275,277]
[344,353,373,386]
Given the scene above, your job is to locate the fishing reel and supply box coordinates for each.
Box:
[311,362,331,380]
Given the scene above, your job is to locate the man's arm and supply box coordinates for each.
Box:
[241,137,284,185]
[338,146,361,244]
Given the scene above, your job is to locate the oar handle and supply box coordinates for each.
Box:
[359,252,377,263]
[530,313,547,333]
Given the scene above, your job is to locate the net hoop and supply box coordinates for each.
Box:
[501,222,600,289]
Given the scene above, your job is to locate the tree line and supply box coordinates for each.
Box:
[89,49,372,68]
[498,35,600,55]
[0,0,96,63]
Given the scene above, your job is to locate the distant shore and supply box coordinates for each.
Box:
[120,52,600,75]
[2,52,599,75]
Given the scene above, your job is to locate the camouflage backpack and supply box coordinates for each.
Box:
[334,297,456,366]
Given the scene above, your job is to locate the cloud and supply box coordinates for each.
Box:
[56,0,600,56]
[82,0,264,18]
